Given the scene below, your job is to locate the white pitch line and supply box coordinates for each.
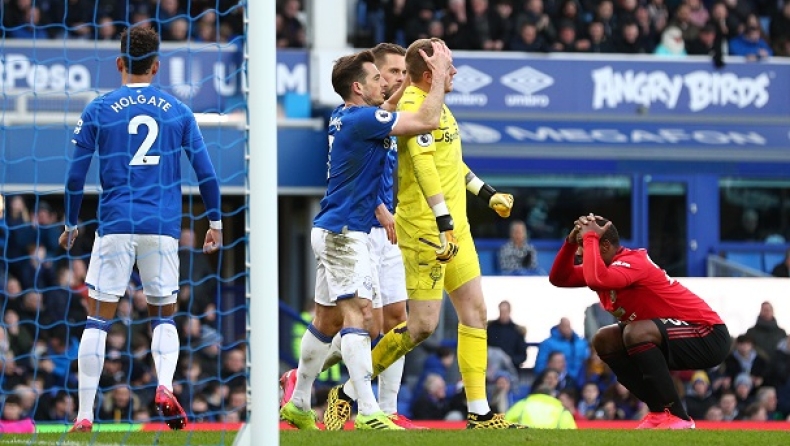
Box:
[0,439,146,446]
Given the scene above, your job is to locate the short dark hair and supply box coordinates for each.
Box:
[405,37,445,81]
[331,50,376,100]
[120,26,160,75]
[371,42,406,66]
[595,217,620,247]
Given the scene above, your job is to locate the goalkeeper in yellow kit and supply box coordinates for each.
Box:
[324,38,523,430]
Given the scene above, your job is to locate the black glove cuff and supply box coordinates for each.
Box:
[478,183,497,203]
[436,214,454,232]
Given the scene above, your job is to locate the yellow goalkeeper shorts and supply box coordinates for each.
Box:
[397,226,481,301]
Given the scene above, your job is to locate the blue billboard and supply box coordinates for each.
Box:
[441,54,790,117]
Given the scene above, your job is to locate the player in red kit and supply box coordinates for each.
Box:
[549,215,730,430]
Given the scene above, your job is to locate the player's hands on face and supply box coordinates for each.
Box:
[419,41,452,77]
[59,229,79,250]
[375,204,397,244]
[203,228,223,254]
[489,193,513,218]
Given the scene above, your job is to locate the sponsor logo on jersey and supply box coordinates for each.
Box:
[417,133,434,147]
[375,109,393,123]
[611,260,631,268]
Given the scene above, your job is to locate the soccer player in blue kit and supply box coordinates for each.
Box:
[279,41,453,430]
[60,27,222,432]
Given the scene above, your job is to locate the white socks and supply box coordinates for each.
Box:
[340,329,379,416]
[151,321,180,391]
[378,356,404,415]
[322,333,343,371]
[76,325,108,422]
[291,325,332,411]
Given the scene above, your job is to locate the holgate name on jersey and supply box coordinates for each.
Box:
[110,94,173,113]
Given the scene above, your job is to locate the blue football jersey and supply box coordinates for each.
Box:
[372,139,397,228]
[66,83,221,239]
[313,105,399,233]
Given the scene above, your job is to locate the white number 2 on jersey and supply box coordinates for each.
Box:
[129,115,160,166]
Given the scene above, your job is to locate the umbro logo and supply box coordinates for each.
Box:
[500,66,554,96]
[452,65,492,94]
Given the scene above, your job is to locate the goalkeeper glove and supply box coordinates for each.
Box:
[468,176,514,218]
[422,202,459,263]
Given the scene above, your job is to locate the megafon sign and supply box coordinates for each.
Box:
[591,66,770,112]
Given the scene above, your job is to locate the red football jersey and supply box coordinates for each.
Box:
[549,234,724,325]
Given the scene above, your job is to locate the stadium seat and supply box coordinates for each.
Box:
[478,249,498,276]
[536,250,557,273]
[725,252,763,272]
[763,252,785,274]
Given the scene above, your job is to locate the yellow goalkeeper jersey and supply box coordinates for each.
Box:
[396,85,469,236]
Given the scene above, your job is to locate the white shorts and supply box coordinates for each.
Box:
[86,233,179,303]
[312,227,374,306]
[368,226,407,309]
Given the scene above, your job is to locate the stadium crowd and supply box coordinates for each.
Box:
[0,196,244,424]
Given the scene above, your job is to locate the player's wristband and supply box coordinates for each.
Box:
[431,202,454,232]
[466,176,496,203]
[64,224,78,232]
[209,220,223,230]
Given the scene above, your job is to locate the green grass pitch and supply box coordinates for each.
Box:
[3,429,789,446]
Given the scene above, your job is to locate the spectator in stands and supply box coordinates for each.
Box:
[554,0,586,37]
[41,391,75,423]
[404,1,435,44]
[220,348,246,390]
[613,21,650,53]
[684,370,717,420]
[3,310,32,361]
[766,334,790,417]
[725,334,769,388]
[593,0,616,37]
[755,386,783,420]
[489,371,519,413]
[709,1,740,42]
[601,382,642,420]
[734,372,756,410]
[705,404,724,420]
[535,317,590,380]
[746,301,787,362]
[508,22,550,51]
[583,302,617,344]
[531,368,561,397]
[577,381,601,419]
[729,23,772,60]
[742,401,767,420]
[414,346,456,399]
[584,20,615,52]
[167,17,190,41]
[499,221,541,275]
[490,0,517,50]
[411,373,452,420]
[3,275,24,313]
[668,3,700,41]
[542,351,578,391]
[277,0,306,48]
[154,0,183,37]
[725,208,765,241]
[487,300,528,370]
[517,0,557,43]
[633,6,660,51]
[487,346,520,385]
[551,20,582,52]
[770,248,790,277]
[443,0,475,49]
[0,352,27,392]
[1,395,25,422]
[719,390,740,420]
[576,349,618,393]
[686,0,710,28]
[5,196,34,281]
[769,2,790,56]
[686,23,719,56]
[44,265,88,339]
[99,386,141,422]
[654,25,687,56]
[646,0,669,33]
